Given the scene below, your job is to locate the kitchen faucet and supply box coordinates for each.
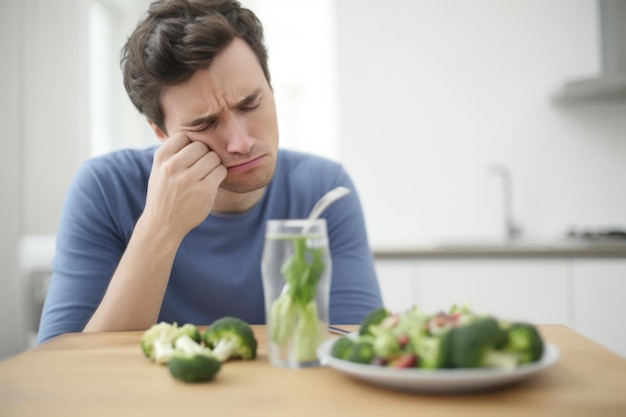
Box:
[489,164,522,241]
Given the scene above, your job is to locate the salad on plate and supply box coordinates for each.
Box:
[331,304,545,370]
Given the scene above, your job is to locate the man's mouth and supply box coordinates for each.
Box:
[226,155,266,173]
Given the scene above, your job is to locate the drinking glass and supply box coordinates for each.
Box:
[261,219,331,368]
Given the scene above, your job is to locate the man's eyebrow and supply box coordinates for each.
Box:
[235,88,262,108]
[183,114,219,129]
[182,89,262,129]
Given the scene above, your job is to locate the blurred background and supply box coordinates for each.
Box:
[1,0,625,360]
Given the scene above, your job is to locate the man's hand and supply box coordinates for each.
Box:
[143,133,227,240]
[83,134,226,333]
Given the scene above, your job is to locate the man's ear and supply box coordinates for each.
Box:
[147,119,168,143]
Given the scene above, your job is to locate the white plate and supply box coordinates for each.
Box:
[317,334,560,394]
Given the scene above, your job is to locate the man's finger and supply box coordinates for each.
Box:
[154,132,192,161]
[189,150,222,181]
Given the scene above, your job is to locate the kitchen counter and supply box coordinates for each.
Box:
[373,240,626,259]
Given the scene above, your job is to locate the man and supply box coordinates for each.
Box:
[37,0,382,344]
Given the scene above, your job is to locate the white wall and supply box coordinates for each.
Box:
[89,0,157,156]
[0,0,91,359]
[336,0,626,248]
[0,0,23,360]
[246,0,339,161]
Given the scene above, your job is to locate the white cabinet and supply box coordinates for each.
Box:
[417,259,570,325]
[374,260,416,313]
[571,260,626,358]
[375,258,570,324]
[374,257,626,358]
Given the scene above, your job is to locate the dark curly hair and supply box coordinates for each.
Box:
[121,0,270,132]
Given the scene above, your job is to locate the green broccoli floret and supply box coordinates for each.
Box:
[168,335,221,383]
[501,322,545,364]
[202,316,258,362]
[447,316,508,368]
[414,334,450,369]
[178,323,201,343]
[358,307,390,336]
[331,335,355,360]
[369,324,402,358]
[347,340,376,364]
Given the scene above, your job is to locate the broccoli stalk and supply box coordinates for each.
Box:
[153,339,175,365]
[269,293,298,346]
[481,350,519,370]
[210,339,239,362]
[175,334,210,356]
[202,316,258,362]
[293,301,323,362]
[269,236,327,363]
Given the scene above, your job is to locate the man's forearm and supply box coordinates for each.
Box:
[83,215,184,333]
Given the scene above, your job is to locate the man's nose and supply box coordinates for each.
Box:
[221,112,253,154]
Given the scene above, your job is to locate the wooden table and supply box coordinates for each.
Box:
[1,325,625,416]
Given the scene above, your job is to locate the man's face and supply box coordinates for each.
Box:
[156,38,279,194]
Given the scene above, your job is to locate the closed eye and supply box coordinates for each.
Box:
[192,119,217,132]
[240,101,260,112]
[238,92,262,113]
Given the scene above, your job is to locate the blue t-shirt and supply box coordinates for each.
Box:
[37,147,383,344]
